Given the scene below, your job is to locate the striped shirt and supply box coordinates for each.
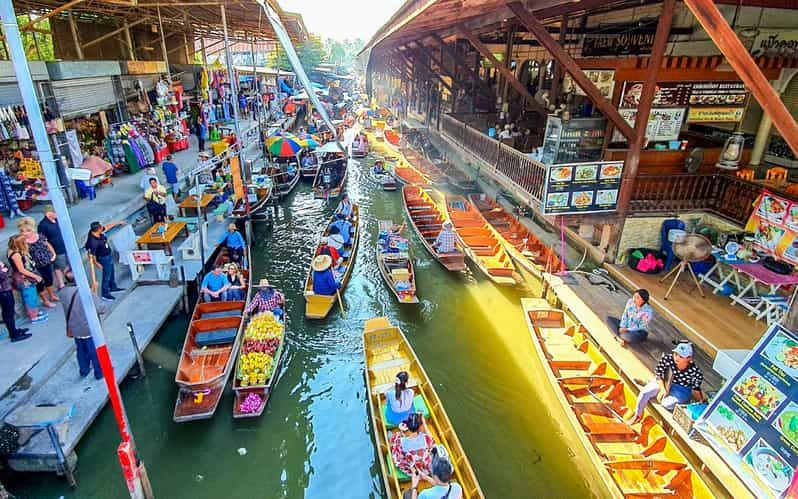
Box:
[434,230,458,253]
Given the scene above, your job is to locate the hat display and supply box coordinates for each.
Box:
[255,278,272,288]
[312,254,332,272]
[673,342,693,358]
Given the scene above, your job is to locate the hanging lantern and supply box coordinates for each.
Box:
[716,131,746,170]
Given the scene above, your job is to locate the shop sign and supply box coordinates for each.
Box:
[695,321,798,499]
[620,81,747,109]
[541,160,624,216]
[564,70,615,100]
[750,30,798,58]
[687,107,745,123]
[582,32,654,57]
[612,108,686,143]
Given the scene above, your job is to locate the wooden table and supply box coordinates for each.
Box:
[178,194,215,220]
[136,222,188,255]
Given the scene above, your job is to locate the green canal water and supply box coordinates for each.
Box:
[7,155,607,498]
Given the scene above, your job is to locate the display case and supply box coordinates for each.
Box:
[540,115,607,165]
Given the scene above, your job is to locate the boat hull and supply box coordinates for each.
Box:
[401,185,466,271]
[375,223,419,304]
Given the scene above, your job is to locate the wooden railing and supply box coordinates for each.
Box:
[441,114,547,202]
[630,174,767,225]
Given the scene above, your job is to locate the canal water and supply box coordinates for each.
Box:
[8,154,607,498]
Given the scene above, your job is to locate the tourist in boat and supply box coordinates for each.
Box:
[606,289,653,346]
[628,342,705,424]
[245,279,284,319]
[311,255,341,296]
[335,194,354,220]
[389,412,435,477]
[224,263,246,301]
[329,213,353,246]
[144,177,168,223]
[408,446,463,499]
[432,222,459,253]
[316,237,342,268]
[373,159,386,174]
[218,223,246,265]
[385,371,416,426]
[200,265,229,302]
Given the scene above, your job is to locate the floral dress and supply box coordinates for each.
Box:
[389,431,434,475]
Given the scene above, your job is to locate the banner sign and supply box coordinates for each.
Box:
[688,107,745,123]
[749,30,798,59]
[696,323,798,498]
[745,190,798,264]
[542,160,623,215]
[612,108,686,143]
[564,70,616,100]
[620,81,747,109]
[582,32,654,57]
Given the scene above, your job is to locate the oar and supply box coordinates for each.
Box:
[336,289,346,319]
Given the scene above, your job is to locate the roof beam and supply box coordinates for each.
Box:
[19,0,86,31]
[428,34,493,97]
[506,1,637,141]
[82,18,149,49]
[398,48,451,92]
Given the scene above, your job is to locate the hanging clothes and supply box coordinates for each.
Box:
[0,170,21,215]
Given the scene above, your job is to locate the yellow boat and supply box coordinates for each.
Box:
[303,204,360,319]
[521,298,714,499]
[363,318,484,499]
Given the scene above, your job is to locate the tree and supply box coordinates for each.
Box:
[269,35,327,72]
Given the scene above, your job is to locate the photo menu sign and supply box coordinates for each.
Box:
[541,160,623,216]
[696,323,798,498]
[744,190,798,265]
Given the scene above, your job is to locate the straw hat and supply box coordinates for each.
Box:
[199,151,210,159]
[312,254,332,272]
[255,278,272,288]
[443,221,453,230]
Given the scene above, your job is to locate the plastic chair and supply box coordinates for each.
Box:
[74,180,96,200]
[766,167,789,185]
[661,218,685,271]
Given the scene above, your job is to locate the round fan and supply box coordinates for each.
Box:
[673,234,712,262]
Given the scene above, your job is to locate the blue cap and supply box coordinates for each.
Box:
[673,342,693,358]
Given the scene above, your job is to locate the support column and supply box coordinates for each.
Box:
[549,15,568,105]
[750,71,797,166]
[221,5,245,182]
[501,25,515,111]
[157,7,171,80]
[67,11,83,60]
[123,21,135,60]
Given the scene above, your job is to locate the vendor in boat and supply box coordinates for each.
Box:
[432,222,459,254]
[200,265,229,302]
[311,255,341,296]
[409,447,463,499]
[628,342,705,424]
[218,223,246,265]
[335,194,354,220]
[246,279,284,319]
[389,412,435,478]
[606,289,653,346]
[316,237,343,268]
[224,263,246,301]
[385,371,416,425]
[329,213,354,247]
[302,154,316,169]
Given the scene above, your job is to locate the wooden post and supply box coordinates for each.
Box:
[506,1,637,142]
[157,6,171,80]
[501,25,515,110]
[683,0,798,157]
[123,21,135,60]
[549,15,568,105]
[67,11,83,60]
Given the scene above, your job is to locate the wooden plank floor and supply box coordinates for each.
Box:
[608,265,766,354]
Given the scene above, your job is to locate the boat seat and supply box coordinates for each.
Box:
[580,413,637,438]
[195,328,238,347]
[199,310,242,320]
[385,452,410,482]
[381,395,430,429]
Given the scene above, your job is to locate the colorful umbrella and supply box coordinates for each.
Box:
[267,137,302,157]
[297,136,319,149]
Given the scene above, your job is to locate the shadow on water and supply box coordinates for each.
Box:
[6,153,605,499]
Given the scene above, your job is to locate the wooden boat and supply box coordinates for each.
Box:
[444,194,520,286]
[300,162,319,179]
[402,185,466,271]
[313,159,348,200]
[363,317,484,499]
[231,183,272,219]
[232,296,287,418]
[352,134,369,158]
[442,163,478,191]
[393,159,430,186]
[384,129,400,146]
[401,147,444,182]
[371,167,398,191]
[468,194,561,277]
[376,220,418,303]
[268,161,300,198]
[304,204,360,318]
[521,299,714,499]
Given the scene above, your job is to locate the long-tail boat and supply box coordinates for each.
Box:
[231,183,272,219]
[363,317,485,499]
[444,194,520,286]
[522,298,714,498]
[393,159,430,186]
[401,147,444,182]
[376,220,418,304]
[442,163,478,191]
[402,185,466,271]
[468,193,561,277]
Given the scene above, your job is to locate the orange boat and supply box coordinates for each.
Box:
[401,147,444,182]
[393,158,430,185]
[444,194,521,286]
[402,185,466,271]
[468,194,561,276]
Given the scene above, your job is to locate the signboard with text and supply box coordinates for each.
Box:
[696,323,798,498]
[541,160,624,215]
[582,32,654,56]
[612,108,686,143]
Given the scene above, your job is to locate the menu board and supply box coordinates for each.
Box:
[612,108,686,143]
[745,190,798,264]
[620,81,747,108]
[696,323,798,498]
[541,160,623,215]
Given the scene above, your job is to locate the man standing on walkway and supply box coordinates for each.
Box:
[85,220,126,302]
[57,285,105,379]
[162,155,181,199]
[38,206,72,289]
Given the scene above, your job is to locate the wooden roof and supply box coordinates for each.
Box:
[13,0,308,44]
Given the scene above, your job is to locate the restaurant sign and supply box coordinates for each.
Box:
[687,107,745,123]
[696,322,798,498]
[581,32,654,57]
[620,81,747,109]
[542,160,623,216]
[612,107,686,143]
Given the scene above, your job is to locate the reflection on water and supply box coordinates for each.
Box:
[6,154,604,498]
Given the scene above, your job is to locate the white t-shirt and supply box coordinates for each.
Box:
[418,483,463,499]
[386,387,414,413]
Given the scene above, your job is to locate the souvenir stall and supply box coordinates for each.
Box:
[106,121,155,174]
[0,105,53,213]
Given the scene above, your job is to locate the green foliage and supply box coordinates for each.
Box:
[268,35,327,71]
[15,15,54,61]
[323,38,365,70]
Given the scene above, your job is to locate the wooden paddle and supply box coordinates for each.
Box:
[336,289,346,319]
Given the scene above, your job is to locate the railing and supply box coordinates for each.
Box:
[630,174,769,225]
[441,114,547,202]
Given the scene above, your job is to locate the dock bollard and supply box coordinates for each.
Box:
[126,322,146,377]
